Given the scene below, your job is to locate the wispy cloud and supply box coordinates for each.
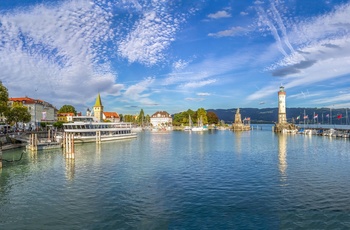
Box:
[197,92,211,96]
[208,26,248,37]
[185,97,205,102]
[117,2,184,66]
[123,77,156,105]
[172,59,190,71]
[163,54,253,87]
[0,0,118,107]
[181,79,217,89]
[249,1,350,105]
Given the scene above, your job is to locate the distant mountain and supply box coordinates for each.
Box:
[207,108,350,124]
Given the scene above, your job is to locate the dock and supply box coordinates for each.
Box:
[296,125,350,138]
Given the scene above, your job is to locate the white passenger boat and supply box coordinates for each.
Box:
[56,116,137,144]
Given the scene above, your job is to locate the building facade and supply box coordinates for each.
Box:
[150,111,172,127]
[57,112,74,122]
[103,112,120,122]
[8,97,57,129]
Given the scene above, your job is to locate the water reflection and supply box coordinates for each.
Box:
[28,150,38,163]
[65,158,75,181]
[277,134,287,182]
[234,131,242,154]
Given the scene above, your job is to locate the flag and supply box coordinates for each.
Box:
[42,111,46,120]
[314,114,318,119]
[304,115,308,119]
[337,114,342,119]
[326,114,329,118]
[296,116,300,120]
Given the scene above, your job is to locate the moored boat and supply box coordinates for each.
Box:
[56,116,137,144]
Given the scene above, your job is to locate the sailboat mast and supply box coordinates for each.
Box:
[346,108,348,126]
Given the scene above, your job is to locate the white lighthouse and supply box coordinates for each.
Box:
[278,86,287,124]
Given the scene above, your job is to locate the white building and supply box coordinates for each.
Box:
[150,111,172,127]
[8,97,57,129]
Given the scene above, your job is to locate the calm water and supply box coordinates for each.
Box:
[1,125,350,229]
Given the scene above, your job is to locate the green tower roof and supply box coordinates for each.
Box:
[94,93,103,107]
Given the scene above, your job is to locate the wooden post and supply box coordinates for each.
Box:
[65,133,75,159]
[96,131,101,144]
[35,133,38,151]
[29,133,38,151]
[0,146,2,169]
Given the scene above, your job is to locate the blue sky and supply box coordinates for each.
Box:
[1,0,350,115]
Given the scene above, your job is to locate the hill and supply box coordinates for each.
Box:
[207,108,349,124]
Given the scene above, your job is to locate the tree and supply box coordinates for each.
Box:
[40,122,47,129]
[196,108,208,125]
[53,121,64,130]
[172,109,195,126]
[207,111,219,124]
[138,109,145,126]
[0,81,9,116]
[5,105,31,128]
[145,114,150,125]
[58,105,77,114]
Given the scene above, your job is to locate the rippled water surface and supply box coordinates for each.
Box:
[1,126,350,229]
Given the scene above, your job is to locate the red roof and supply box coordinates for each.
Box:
[10,97,36,104]
[10,97,49,105]
[103,112,120,118]
[151,111,171,118]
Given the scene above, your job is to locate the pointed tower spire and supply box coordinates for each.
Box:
[93,93,104,122]
[94,93,103,107]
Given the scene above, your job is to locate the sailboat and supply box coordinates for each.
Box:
[184,115,193,131]
[191,116,208,132]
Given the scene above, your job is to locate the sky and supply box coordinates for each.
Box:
[1,0,350,116]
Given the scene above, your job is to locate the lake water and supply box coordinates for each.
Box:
[1,125,350,229]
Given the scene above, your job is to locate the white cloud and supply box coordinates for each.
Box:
[208,26,248,37]
[207,10,231,19]
[117,1,184,66]
[163,54,252,87]
[249,2,350,104]
[172,59,189,70]
[181,79,217,89]
[123,77,156,105]
[185,97,205,102]
[197,92,211,96]
[0,0,118,109]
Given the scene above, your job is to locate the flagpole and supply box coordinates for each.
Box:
[330,107,332,125]
[322,113,324,124]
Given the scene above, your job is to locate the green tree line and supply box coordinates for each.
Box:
[172,108,219,126]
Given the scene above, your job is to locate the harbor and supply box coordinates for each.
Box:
[1,128,350,229]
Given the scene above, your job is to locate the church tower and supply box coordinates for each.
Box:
[278,86,287,124]
[93,93,103,122]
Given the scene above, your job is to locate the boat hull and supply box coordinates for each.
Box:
[57,133,137,144]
